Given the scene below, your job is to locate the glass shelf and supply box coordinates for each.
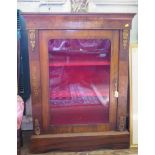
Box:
[49,61,110,67]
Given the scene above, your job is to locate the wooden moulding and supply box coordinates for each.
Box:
[22,13,135,30]
[30,131,129,153]
[39,29,118,132]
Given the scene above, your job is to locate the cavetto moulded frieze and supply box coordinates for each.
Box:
[17,0,66,4]
[92,0,138,6]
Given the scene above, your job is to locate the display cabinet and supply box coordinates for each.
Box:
[23,13,135,153]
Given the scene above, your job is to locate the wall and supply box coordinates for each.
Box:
[17,0,137,43]
[130,44,138,146]
[18,0,138,146]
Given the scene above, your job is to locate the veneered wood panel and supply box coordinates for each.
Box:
[48,124,111,134]
[109,30,119,130]
[117,29,130,130]
[30,131,129,153]
[39,31,50,130]
[40,30,113,39]
[28,30,43,132]
[23,13,135,30]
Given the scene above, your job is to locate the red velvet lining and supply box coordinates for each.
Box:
[50,104,109,125]
[48,39,111,125]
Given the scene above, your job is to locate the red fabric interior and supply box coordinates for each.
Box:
[50,104,109,125]
[48,39,111,125]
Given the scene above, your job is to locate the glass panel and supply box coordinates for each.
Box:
[48,39,111,125]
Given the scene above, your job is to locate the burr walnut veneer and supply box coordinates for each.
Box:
[22,13,135,153]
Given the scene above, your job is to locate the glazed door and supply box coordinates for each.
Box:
[39,30,119,133]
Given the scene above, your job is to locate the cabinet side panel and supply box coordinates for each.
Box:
[28,30,43,133]
[117,29,130,131]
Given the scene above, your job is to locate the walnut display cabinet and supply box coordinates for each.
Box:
[23,13,135,153]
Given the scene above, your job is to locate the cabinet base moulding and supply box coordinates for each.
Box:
[30,131,130,153]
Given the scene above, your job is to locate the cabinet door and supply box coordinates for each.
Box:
[39,30,119,133]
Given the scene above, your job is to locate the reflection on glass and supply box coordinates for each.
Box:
[48,39,111,125]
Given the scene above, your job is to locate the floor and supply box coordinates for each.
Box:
[21,131,138,155]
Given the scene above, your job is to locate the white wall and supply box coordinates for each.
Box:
[129,43,138,147]
[17,0,71,12]
[131,46,138,145]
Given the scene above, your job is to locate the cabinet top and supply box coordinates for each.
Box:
[22,13,135,30]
